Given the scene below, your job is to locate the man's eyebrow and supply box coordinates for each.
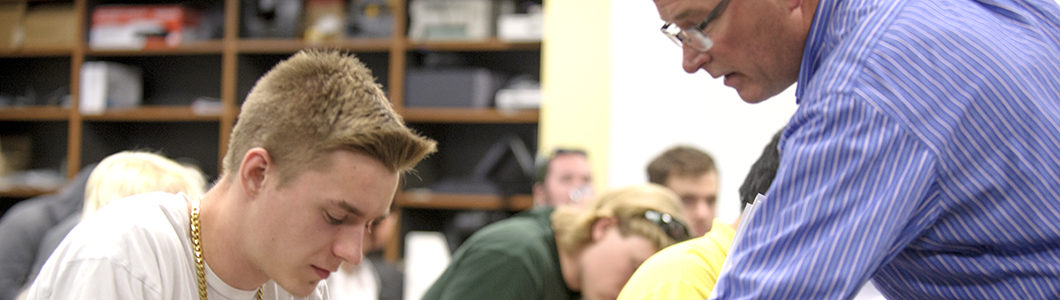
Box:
[336,201,366,218]
[335,200,391,220]
[673,9,694,21]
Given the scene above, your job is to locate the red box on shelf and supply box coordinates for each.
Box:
[89,5,200,50]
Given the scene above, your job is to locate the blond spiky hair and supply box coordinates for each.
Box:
[224,50,436,183]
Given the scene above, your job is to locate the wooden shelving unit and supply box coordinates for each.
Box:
[0,186,59,199]
[2,0,543,260]
[0,46,73,58]
[407,39,542,51]
[85,41,226,56]
[237,38,392,54]
[396,192,533,211]
[400,108,539,123]
[0,107,70,121]
[80,106,222,122]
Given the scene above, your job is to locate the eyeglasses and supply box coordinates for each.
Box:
[642,210,691,242]
[568,185,594,203]
[660,0,732,52]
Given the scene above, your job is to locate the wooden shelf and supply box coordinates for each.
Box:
[0,46,73,58]
[81,106,222,122]
[0,106,70,121]
[237,38,392,54]
[396,191,533,211]
[407,38,541,51]
[400,108,539,123]
[0,186,57,199]
[85,41,225,56]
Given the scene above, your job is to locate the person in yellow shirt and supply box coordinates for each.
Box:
[617,130,781,300]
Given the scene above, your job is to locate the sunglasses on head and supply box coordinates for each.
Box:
[642,210,691,242]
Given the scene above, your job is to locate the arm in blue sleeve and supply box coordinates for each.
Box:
[711,96,940,299]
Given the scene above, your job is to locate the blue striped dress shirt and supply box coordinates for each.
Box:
[709,0,1060,299]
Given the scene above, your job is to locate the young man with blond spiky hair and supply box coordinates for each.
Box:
[25,50,436,300]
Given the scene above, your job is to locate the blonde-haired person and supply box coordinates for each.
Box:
[17,150,206,299]
[25,50,436,300]
[79,151,206,219]
[422,184,690,300]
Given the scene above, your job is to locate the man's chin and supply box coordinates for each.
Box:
[277,279,321,298]
[736,88,774,104]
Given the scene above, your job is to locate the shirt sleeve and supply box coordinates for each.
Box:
[710,96,940,299]
[619,220,735,300]
[424,248,538,300]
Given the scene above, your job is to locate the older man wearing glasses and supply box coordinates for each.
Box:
[650,0,1060,299]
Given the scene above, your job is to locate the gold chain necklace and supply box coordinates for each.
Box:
[189,197,264,300]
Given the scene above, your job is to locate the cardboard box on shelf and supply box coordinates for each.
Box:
[89,5,201,50]
[22,4,77,48]
[0,135,31,177]
[0,3,26,50]
[303,0,346,42]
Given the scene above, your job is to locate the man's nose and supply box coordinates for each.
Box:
[682,44,710,74]
[693,201,712,218]
[334,226,365,266]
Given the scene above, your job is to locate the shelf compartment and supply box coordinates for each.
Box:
[406,38,541,51]
[396,191,532,211]
[80,121,221,180]
[80,106,222,122]
[0,186,58,199]
[237,38,392,54]
[85,41,225,56]
[0,46,73,58]
[0,107,69,121]
[400,108,538,123]
[82,55,222,106]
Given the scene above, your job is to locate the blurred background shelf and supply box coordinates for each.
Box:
[396,192,533,211]
[237,38,392,54]
[406,39,541,51]
[0,186,58,199]
[400,108,539,123]
[0,46,73,58]
[0,106,69,121]
[80,106,222,122]
[85,41,225,56]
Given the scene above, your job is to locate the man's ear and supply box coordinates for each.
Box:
[590,216,617,242]
[532,183,546,205]
[239,147,272,198]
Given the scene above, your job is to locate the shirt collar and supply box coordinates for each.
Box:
[796,0,842,104]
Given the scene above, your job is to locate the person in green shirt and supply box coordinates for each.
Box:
[422,184,691,300]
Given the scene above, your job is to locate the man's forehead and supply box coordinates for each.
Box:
[661,0,722,25]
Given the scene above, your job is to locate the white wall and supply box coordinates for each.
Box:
[608,0,799,223]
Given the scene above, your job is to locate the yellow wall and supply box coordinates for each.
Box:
[541,0,611,188]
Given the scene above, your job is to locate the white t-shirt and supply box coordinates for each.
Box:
[24,192,328,300]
